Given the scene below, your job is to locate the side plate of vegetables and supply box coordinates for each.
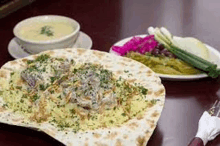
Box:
[109,27,220,81]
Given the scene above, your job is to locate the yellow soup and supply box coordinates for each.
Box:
[18,21,75,41]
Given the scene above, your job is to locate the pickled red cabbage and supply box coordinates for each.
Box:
[112,35,158,56]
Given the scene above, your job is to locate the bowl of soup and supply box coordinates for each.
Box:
[13,15,80,54]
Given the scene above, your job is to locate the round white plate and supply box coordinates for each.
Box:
[110,34,220,81]
[8,31,93,59]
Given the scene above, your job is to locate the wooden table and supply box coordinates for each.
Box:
[0,0,220,145]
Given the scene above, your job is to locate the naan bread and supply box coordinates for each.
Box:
[0,48,165,146]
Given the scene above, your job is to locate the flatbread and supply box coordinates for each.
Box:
[0,48,165,146]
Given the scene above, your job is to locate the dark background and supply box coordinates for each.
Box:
[0,0,220,145]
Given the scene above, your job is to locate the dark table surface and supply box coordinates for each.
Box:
[1,0,220,145]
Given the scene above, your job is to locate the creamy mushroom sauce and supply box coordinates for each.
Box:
[0,54,157,132]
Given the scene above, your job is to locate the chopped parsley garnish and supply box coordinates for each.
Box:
[2,103,8,108]
[116,83,120,87]
[121,113,126,116]
[35,54,50,63]
[50,77,56,83]
[40,26,54,36]
[55,58,64,61]
[20,99,24,103]
[15,86,22,90]
[27,60,34,65]
[26,55,50,69]
[26,65,38,72]
[151,99,160,105]
[10,72,15,76]
[71,59,75,64]
[22,94,27,98]
[31,94,40,102]
[42,67,46,72]
[39,84,48,91]
[139,86,148,95]
[70,109,76,114]
[57,95,62,99]
[49,90,55,94]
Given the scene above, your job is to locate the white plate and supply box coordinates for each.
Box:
[8,31,93,59]
[110,34,220,81]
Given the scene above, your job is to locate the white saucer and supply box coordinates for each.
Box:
[8,31,93,59]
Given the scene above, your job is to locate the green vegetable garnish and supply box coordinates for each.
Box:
[151,99,159,105]
[40,26,54,36]
[139,86,148,95]
[10,72,15,76]
[152,27,220,78]
[121,113,126,116]
[35,54,50,62]
[50,76,57,83]
[31,94,40,102]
